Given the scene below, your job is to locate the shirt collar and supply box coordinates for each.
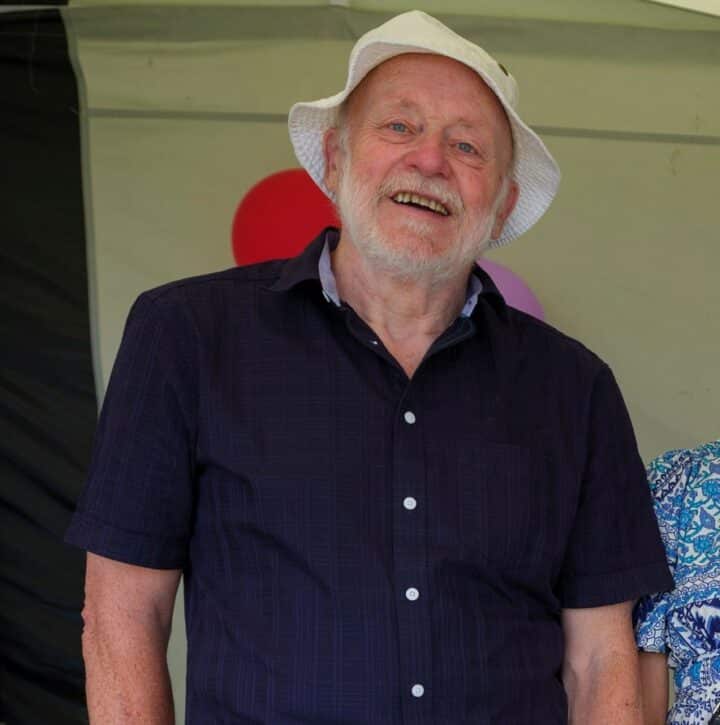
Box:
[267,227,338,294]
[268,226,508,321]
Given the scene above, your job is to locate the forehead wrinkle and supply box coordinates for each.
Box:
[359,96,421,121]
[356,80,508,135]
[371,99,492,131]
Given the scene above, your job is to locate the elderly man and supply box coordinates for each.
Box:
[67,11,672,724]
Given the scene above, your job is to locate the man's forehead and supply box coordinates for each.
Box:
[365,96,496,128]
[362,52,483,88]
[349,54,500,109]
[345,53,512,138]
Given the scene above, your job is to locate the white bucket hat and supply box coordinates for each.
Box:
[288,10,560,247]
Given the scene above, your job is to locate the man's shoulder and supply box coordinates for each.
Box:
[502,304,607,375]
[141,258,287,307]
[121,259,293,339]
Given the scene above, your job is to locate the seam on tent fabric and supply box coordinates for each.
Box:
[86,108,720,146]
[88,108,289,124]
[535,126,720,146]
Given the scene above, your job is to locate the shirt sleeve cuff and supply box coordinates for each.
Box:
[559,559,674,609]
[64,510,187,570]
[637,641,668,653]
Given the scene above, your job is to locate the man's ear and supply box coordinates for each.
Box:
[491,180,519,240]
[323,127,343,195]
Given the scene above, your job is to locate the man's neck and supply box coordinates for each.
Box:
[331,237,471,377]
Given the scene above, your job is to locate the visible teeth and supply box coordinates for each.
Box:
[392,192,449,216]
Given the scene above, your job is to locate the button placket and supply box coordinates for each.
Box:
[393,394,432,722]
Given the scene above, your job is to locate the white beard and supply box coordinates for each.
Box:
[335,151,508,285]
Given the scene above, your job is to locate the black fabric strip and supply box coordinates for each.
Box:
[1,1,68,7]
[0,9,92,725]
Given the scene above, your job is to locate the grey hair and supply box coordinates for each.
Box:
[334,99,351,153]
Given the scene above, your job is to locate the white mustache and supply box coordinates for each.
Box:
[376,174,462,215]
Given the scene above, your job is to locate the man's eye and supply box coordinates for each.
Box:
[457,141,477,154]
[389,122,408,133]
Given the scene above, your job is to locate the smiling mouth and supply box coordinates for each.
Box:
[391,192,450,216]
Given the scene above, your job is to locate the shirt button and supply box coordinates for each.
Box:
[403,496,417,510]
[411,683,425,698]
[405,587,420,601]
[403,411,416,424]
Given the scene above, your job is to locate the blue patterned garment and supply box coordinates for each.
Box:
[635,441,720,724]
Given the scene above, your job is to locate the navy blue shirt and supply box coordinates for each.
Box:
[67,229,672,724]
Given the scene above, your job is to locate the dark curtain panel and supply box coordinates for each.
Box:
[0,9,93,725]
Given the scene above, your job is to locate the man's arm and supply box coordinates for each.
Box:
[638,651,669,725]
[81,552,182,724]
[562,601,642,725]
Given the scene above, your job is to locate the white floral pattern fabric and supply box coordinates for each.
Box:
[634,441,720,724]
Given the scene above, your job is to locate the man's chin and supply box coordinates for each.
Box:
[341,216,478,282]
[359,241,460,283]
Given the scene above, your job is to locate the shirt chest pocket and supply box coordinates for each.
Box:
[457,443,554,570]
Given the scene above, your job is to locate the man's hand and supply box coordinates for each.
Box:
[562,601,642,725]
[81,553,182,724]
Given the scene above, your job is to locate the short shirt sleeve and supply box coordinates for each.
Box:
[633,449,688,651]
[556,365,674,608]
[65,291,198,569]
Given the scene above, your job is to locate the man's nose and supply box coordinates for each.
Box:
[403,132,450,178]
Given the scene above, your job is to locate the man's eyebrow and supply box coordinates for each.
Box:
[452,121,492,135]
[373,98,421,113]
[373,101,489,129]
